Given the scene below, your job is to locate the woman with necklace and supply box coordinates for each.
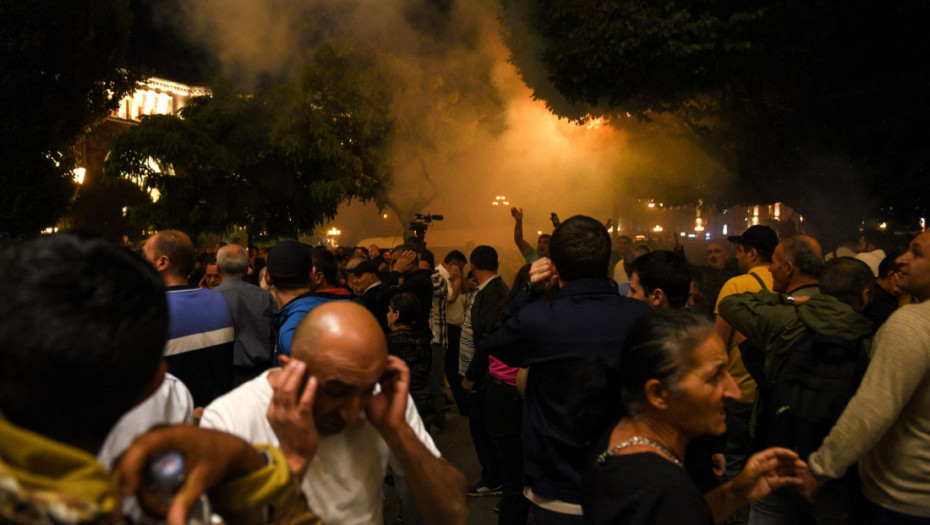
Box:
[578,310,809,524]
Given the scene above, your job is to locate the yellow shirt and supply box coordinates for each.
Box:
[715,265,773,403]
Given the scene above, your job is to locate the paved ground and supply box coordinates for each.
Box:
[384,409,501,524]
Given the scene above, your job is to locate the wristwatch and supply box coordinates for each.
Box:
[785,295,795,306]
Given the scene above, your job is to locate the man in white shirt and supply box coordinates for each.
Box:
[201,301,468,525]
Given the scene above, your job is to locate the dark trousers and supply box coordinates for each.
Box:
[863,498,930,525]
[468,384,501,485]
[527,504,583,525]
[444,324,470,415]
[486,379,529,525]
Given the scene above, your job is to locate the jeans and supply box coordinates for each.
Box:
[722,400,754,525]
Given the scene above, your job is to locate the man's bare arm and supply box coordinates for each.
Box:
[511,207,533,257]
[367,357,469,525]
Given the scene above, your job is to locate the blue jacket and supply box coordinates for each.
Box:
[274,290,349,357]
[486,278,650,504]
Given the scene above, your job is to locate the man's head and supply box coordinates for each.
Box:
[392,243,419,275]
[348,260,380,295]
[310,246,338,290]
[896,232,930,302]
[469,245,499,282]
[443,250,467,272]
[728,225,778,274]
[143,230,196,284]
[770,235,824,293]
[368,245,381,259]
[858,228,889,253]
[706,243,729,271]
[203,257,221,289]
[0,234,168,446]
[537,234,551,258]
[217,244,249,279]
[820,257,874,312]
[627,250,692,310]
[550,215,612,282]
[616,235,632,255]
[418,249,435,271]
[290,302,388,435]
[266,240,312,291]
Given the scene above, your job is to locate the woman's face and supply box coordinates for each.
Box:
[666,334,739,438]
[386,306,399,331]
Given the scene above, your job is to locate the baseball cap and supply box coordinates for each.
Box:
[266,240,312,280]
[728,225,778,255]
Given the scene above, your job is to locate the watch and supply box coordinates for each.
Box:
[785,295,795,306]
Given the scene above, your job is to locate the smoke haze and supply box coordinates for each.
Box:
[154,0,729,266]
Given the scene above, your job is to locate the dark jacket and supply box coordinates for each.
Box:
[464,275,510,384]
[485,278,651,504]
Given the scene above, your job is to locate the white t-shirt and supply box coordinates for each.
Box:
[200,370,441,525]
[97,373,194,468]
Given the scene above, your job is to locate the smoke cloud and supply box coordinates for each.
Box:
[154,0,728,271]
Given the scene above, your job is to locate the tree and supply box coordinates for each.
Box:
[104,43,392,241]
[0,0,140,237]
[500,0,930,241]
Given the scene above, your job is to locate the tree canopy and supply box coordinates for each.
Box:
[500,0,930,240]
[104,43,393,241]
[0,0,140,237]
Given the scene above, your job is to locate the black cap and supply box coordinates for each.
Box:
[348,260,379,276]
[266,241,312,280]
[728,225,778,255]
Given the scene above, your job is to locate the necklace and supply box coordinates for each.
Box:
[596,436,683,468]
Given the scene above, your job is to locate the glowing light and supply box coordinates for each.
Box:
[72,167,86,185]
[382,213,388,219]
[722,225,728,236]
[653,225,663,232]
[537,231,543,235]
[607,227,614,233]
[688,234,697,238]
[327,228,341,236]
[121,206,128,217]
[879,222,887,230]
[921,218,926,231]
[647,202,656,208]
[680,232,686,237]
[41,227,59,235]
[491,201,499,206]
[694,218,704,233]
[753,206,759,217]
[585,117,605,130]
[751,217,759,225]
[774,203,781,219]
[503,201,509,205]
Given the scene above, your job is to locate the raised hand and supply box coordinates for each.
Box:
[267,356,319,477]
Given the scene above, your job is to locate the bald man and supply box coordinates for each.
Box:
[215,244,277,385]
[200,302,468,525]
[769,235,824,296]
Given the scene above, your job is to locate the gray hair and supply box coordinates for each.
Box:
[217,244,249,277]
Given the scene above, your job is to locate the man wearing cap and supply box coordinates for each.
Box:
[350,259,392,333]
[714,224,778,517]
[264,241,334,358]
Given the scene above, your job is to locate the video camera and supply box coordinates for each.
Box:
[409,213,444,236]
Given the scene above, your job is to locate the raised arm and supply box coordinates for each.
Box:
[511,207,533,257]
[367,356,469,525]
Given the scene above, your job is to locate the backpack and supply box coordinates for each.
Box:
[754,332,870,457]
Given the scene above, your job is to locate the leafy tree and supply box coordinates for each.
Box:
[0,0,140,236]
[501,0,930,240]
[104,43,392,241]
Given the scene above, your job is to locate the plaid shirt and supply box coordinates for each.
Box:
[430,268,450,346]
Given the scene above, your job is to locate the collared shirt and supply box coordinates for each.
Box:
[430,267,450,346]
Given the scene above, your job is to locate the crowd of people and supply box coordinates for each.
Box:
[0,208,928,525]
